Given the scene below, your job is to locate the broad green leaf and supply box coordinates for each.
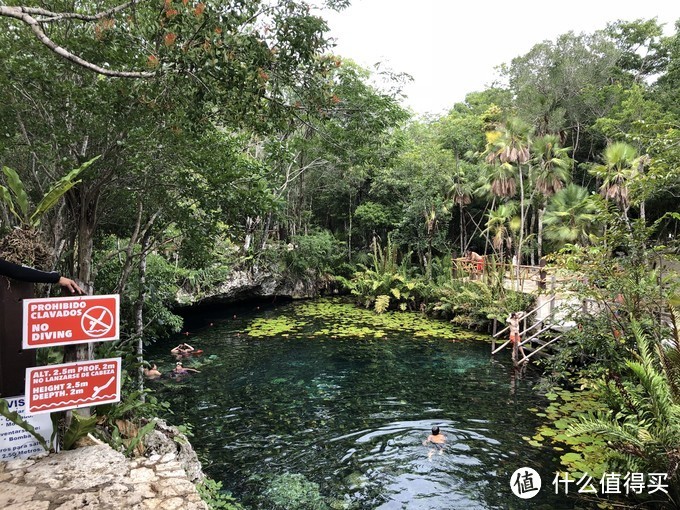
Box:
[62,412,98,450]
[0,185,19,220]
[0,398,50,452]
[31,156,100,226]
[125,419,157,456]
[2,167,29,221]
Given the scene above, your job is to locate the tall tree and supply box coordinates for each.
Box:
[531,134,573,259]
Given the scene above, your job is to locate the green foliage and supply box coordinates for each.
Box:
[523,385,609,478]
[374,294,390,314]
[432,279,532,330]
[282,230,345,280]
[246,298,478,342]
[0,157,99,227]
[543,184,603,248]
[264,473,329,510]
[339,239,424,312]
[0,398,51,452]
[197,478,244,510]
[95,243,184,342]
[567,323,680,505]
[62,412,98,450]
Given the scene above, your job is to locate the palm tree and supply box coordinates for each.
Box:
[485,117,532,283]
[447,160,476,254]
[483,203,517,263]
[531,134,573,259]
[543,184,601,248]
[588,142,639,218]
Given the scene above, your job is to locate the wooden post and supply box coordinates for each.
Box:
[62,280,93,419]
[0,278,35,397]
[491,319,497,353]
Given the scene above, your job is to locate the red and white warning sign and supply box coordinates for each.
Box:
[22,294,119,348]
[25,358,122,414]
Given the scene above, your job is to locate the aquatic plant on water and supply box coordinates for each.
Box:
[246,298,481,342]
[264,473,329,510]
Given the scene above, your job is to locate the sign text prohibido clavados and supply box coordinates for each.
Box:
[22,295,120,348]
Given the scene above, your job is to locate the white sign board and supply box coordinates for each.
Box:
[0,395,53,460]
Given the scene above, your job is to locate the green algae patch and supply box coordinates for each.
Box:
[248,316,305,337]
[246,298,484,341]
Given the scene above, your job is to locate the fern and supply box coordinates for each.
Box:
[374,295,390,314]
[566,320,680,503]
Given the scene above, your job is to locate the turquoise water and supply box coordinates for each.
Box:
[147,299,581,509]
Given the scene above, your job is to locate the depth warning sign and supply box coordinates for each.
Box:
[25,358,122,414]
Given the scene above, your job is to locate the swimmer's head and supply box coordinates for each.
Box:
[431,425,440,435]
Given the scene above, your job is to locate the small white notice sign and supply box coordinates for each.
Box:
[0,395,53,460]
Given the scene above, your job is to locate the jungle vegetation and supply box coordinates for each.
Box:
[1,1,680,507]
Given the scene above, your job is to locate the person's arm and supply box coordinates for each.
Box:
[0,258,60,283]
[0,258,84,293]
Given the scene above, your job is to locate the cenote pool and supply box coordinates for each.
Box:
[146,298,584,509]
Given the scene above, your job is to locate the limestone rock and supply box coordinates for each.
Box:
[142,419,204,483]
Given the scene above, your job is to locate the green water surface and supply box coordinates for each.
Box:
[147,299,580,509]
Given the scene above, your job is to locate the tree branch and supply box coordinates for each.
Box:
[0,5,154,78]
[20,2,135,23]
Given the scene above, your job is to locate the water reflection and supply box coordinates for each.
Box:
[147,300,584,509]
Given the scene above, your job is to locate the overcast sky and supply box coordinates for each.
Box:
[320,1,679,115]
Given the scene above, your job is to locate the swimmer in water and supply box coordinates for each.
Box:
[143,363,162,379]
[423,425,446,459]
[172,361,200,376]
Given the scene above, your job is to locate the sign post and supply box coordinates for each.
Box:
[22,294,120,348]
[25,358,122,414]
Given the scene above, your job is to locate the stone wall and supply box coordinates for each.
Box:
[0,444,208,510]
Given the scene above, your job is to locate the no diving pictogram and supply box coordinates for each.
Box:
[81,306,114,338]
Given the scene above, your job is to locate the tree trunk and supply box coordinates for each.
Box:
[134,228,153,400]
[516,165,525,289]
[537,205,545,260]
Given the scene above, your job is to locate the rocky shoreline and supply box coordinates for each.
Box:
[0,420,208,510]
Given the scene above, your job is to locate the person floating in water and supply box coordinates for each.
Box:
[173,361,200,376]
[507,311,527,364]
[171,342,194,359]
[143,363,162,379]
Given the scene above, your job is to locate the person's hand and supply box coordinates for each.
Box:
[58,276,84,294]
